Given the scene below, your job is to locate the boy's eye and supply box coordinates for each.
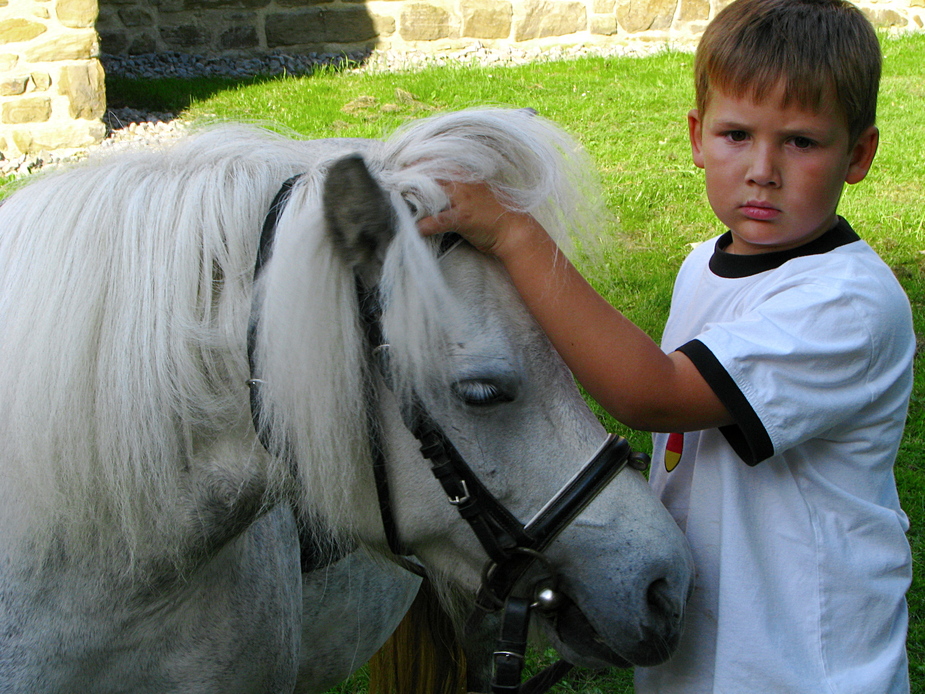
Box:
[791,136,816,150]
[725,130,749,142]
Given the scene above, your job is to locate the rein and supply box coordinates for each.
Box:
[249,172,650,694]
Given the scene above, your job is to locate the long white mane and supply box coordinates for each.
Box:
[0,109,601,564]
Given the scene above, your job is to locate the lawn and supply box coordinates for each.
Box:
[99,32,925,692]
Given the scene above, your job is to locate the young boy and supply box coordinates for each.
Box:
[419,0,915,691]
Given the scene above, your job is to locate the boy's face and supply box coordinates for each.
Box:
[688,84,878,255]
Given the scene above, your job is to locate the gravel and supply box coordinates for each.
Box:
[2,41,684,178]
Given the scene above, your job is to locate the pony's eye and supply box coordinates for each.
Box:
[452,380,514,407]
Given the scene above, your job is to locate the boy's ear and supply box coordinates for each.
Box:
[688,109,705,169]
[845,125,879,185]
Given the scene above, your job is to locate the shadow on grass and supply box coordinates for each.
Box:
[104,53,370,115]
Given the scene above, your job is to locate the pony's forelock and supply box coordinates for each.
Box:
[253,171,376,542]
[380,107,604,253]
[379,193,461,407]
[256,175,460,542]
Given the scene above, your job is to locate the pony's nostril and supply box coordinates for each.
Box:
[647,577,681,621]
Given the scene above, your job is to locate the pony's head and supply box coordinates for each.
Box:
[252,108,602,550]
[254,109,692,669]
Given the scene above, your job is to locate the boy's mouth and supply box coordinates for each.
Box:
[740,201,780,221]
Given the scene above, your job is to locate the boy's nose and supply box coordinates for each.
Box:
[747,145,780,187]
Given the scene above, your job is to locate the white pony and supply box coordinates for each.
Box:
[0,109,693,693]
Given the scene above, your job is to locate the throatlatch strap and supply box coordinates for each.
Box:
[492,597,531,693]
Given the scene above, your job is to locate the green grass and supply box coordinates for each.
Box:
[99,33,922,692]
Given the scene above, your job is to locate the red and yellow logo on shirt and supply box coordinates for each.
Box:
[664,432,683,472]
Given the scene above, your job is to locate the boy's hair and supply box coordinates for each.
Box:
[694,0,881,144]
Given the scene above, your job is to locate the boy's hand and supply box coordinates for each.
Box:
[417,181,539,258]
[416,183,730,433]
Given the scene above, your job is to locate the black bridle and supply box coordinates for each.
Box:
[248,173,649,694]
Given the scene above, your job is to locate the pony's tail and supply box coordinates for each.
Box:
[367,578,468,694]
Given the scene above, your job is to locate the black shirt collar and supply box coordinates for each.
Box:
[709,217,861,279]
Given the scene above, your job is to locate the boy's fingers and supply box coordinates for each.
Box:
[417,216,439,236]
[417,209,455,237]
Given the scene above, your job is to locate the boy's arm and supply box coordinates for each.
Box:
[419,182,732,433]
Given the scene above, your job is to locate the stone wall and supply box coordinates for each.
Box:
[0,0,923,159]
[95,0,925,57]
[0,0,105,157]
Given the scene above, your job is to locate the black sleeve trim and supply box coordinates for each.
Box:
[676,339,774,466]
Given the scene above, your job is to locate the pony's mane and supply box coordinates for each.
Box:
[0,110,601,567]
[0,126,324,564]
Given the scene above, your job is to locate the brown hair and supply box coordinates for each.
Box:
[694,0,881,143]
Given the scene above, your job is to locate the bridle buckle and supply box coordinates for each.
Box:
[447,479,471,506]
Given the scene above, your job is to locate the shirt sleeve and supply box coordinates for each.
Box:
[675,277,907,466]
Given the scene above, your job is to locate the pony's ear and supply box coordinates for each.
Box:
[323,153,396,288]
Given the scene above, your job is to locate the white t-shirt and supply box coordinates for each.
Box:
[635,219,914,693]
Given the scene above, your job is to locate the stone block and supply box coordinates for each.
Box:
[324,6,377,40]
[11,130,34,154]
[2,97,52,124]
[57,0,99,28]
[26,120,106,152]
[266,7,377,46]
[0,54,17,70]
[98,31,128,53]
[862,8,907,27]
[118,7,155,26]
[266,10,324,43]
[593,0,614,12]
[616,0,677,32]
[399,3,450,40]
[590,14,617,34]
[30,72,52,90]
[515,0,586,40]
[24,30,96,61]
[185,0,270,9]
[160,23,212,47]
[128,32,157,52]
[0,18,48,44]
[219,25,259,48]
[371,13,396,35]
[58,60,105,120]
[0,76,29,96]
[677,0,707,21]
[461,0,511,39]
[276,0,330,7]
[96,5,116,23]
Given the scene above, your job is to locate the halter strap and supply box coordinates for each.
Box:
[249,173,361,573]
[247,173,302,463]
